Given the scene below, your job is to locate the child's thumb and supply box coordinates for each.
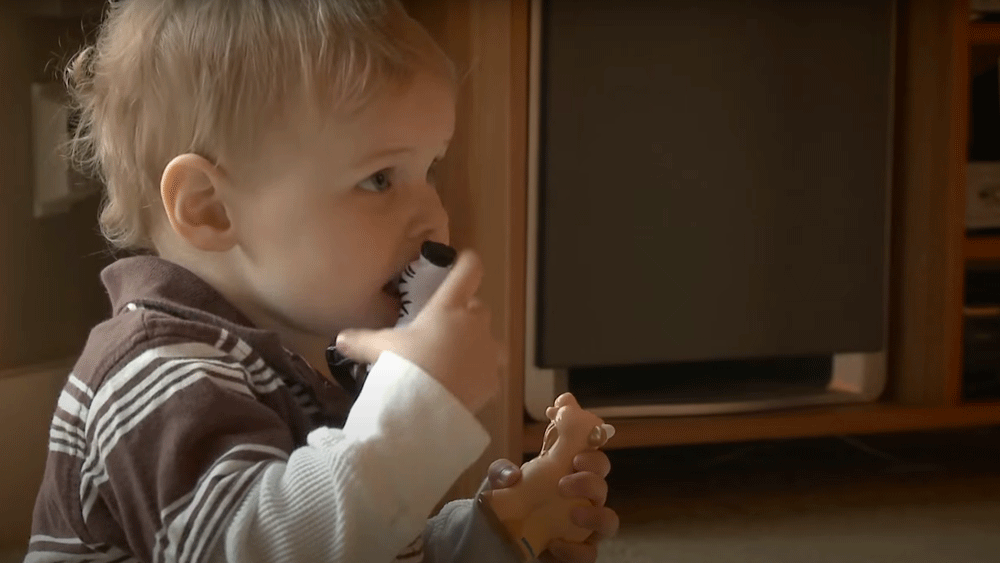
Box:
[487,459,522,490]
[334,329,387,365]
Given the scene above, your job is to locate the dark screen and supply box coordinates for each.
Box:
[537,0,894,367]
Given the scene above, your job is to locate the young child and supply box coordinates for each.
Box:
[26,1,617,562]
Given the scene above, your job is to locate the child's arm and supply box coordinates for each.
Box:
[214,351,491,563]
[329,242,524,562]
[218,245,501,563]
[63,343,488,563]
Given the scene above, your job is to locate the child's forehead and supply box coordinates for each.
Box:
[244,76,454,179]
[315,74,455,156]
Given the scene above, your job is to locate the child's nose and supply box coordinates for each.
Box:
[407,185,449,244]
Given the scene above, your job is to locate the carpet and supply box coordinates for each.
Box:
[595,427,1000,563]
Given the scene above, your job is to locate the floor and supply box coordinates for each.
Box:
[597,426,1000,562]
[4,425,998,562]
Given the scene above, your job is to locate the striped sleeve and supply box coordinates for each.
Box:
[82,336,297,563]
[214,351,494,563]
[26,371,144,563]
[34,334,501,563]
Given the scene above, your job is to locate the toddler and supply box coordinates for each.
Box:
[26,1,617,562]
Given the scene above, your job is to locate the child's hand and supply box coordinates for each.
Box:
[487,454,620,563]
[336,250,501,414]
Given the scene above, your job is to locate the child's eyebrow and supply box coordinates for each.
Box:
[353,140,452,168]
[353,146,414,168]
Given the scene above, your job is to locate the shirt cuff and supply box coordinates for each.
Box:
[342,351,491,510]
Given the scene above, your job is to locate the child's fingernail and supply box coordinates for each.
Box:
[499,467,516,484]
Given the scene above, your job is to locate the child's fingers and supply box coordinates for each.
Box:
[571,505,620,542]
[558,472,608,507]
[572,450,612,479]
[425,250,483,310]
[334,328,391,365]
[486,458,522,489]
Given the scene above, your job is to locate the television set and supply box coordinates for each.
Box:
[524,0,896,420]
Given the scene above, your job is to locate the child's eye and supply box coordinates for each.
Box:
[358,169,393,192]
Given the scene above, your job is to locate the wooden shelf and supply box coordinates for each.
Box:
[522,402,1000,453]
[970,22,1000,45]
[965,235,1000,260]
[962,398,1000,406]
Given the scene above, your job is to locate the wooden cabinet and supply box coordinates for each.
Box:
[414,0,1000,465]
[402,0,530,494]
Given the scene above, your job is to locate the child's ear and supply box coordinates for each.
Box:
[160,154,236,252]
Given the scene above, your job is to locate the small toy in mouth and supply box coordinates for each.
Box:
[395,241,456,327]
[419,240,457,268]
[330,242,458,393]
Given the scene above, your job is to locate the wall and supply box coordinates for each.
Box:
[0,5,112,374]
[0,4,110,554]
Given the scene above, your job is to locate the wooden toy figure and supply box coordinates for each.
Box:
[482,392,615,561]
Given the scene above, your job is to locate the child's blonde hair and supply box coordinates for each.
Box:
[67,0,455,251]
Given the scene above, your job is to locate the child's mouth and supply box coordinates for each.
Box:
[381,277,401,298]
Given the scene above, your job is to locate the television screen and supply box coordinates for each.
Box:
[536,0,895,367]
